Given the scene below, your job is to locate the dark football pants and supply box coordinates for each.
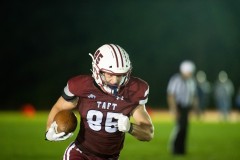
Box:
[171,105,190,155]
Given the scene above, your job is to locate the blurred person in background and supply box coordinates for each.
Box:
[214,70,234,121]
[196,70,211,116]
[235,87,240,120]
[167,60,198,155]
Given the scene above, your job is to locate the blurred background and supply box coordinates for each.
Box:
[2,0,240,110]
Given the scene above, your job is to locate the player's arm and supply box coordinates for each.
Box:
[130,104,154,141]
[46,96,78,131]
[116,104,154,141]
[45,96,78,141]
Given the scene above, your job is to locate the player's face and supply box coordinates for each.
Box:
[103,72,126,87]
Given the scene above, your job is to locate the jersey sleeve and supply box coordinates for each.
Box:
[138,85,149,105]
[128,77,149,105]
[62,84,76,101]
[62,75,92,101]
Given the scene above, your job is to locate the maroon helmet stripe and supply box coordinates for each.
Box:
[108,44,119,67]
[116,45,124,67]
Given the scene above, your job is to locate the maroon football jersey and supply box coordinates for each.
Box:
[64,75,149,157]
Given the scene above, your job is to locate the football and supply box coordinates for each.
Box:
[54,110,78,134]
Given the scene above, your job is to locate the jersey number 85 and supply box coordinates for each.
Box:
[87,110,121,133]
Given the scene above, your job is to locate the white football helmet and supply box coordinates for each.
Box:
[89,44,132,95]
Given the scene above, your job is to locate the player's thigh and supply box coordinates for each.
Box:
[63,142,87,160]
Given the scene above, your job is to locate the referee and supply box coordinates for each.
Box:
[167,60,198,155]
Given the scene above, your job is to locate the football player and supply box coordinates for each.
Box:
[45,44,154,160]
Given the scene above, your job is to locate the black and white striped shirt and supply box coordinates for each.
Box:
[167,74,197,107]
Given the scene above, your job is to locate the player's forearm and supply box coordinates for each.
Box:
[130,123,154,141]
[46,97,78,130]
[46,105,62,131]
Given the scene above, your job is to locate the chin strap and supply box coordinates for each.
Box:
[108,85,118,96]
[102,84,119,96]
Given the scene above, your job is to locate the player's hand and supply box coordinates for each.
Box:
[45,121,73,141]
[117,114,131,132]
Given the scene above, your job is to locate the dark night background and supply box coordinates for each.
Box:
[1,1,240,110]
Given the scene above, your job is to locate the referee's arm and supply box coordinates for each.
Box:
[166,75,178,116]
[167,94,177,115]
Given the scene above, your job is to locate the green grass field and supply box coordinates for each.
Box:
[0,111,239,160]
